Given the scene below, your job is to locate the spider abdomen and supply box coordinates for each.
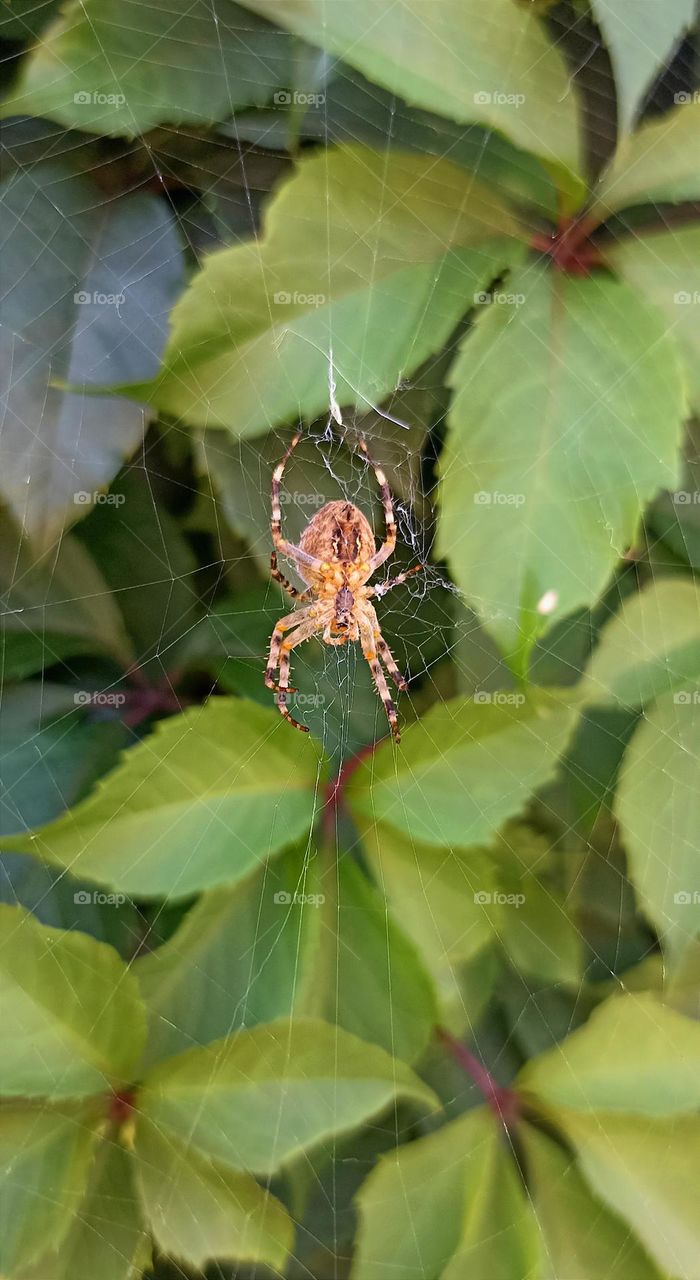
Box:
[298,500,376,581]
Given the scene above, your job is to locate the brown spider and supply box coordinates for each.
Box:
[265,433,423,742]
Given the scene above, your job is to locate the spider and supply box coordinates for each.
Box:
[265,433,423,742]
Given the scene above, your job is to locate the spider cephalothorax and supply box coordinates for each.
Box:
[265,434,423,741]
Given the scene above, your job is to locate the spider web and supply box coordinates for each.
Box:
[0,2,699,1278]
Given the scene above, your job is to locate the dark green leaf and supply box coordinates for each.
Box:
[0,161,183,548]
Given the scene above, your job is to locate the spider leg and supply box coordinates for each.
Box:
[364,601,408,692]
[359,620,401,744]
[273,615,326,733]
[368,563,425,599]
[270,551,312,602]
[265,606,314,689]
[272,433,325,577]
[358,437,397,572]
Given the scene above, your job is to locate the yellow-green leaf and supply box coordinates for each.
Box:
[582,578,700,707]
[237,0,582,178]
[139,1018,437,1175]
[149,146,522,431]
[348,692,575,847]
[616,692,700,953]
[438,261,685,653]
[0,905,146,1098]
[133,1121,293,1271]
[6,699,323,899]
[0,1103,102,1273]
[520,992,700,1115]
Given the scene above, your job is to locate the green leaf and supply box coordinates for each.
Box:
[361,821,495,985]
[7,699,323,899]
[150,146,522,430]
[0,683,126,835]
[0,1103,101,1273]
[0,905,146,1097]
[73,466,200,679]
[665,936,700,1020]
[317,855,437,1062]
[519,991,700,1115]
[560,1111,700,1280]
[607,224,700,411]
[353,1105,540,1280]
[0,160,183,549]
[496,873,582,986]
[237,0,582,178]
[139,1017,437,1175]
[438,261,685,653]
[7,0,292,135]
[582,578,700,707]
[17,1141,150,1280]
[0,0,59,40]
[352,1106,494,1279]
[520,1122,665,1280]
[0,516,133,665]
[591,0,695,134]
[319,64,560,216]
[439,1125,541,1280]
[136,845,321,1066]
[0,630,96,683]
[347,691,575,847]
[592,99,700,216]
[616,691,700,952]
[133,1120,293,1271]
